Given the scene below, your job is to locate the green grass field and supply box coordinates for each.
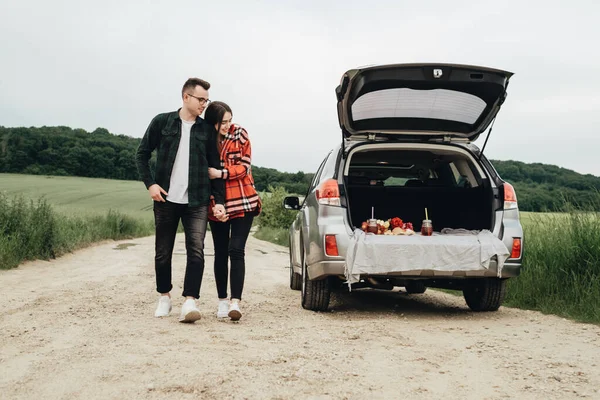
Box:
[1,173,153,220]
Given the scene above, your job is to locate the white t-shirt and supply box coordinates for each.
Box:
[166,119,194,204]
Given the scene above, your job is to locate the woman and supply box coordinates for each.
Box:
[205,101,261,321]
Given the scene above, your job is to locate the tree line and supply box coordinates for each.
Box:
[491,160,600,212]
[0,126,313,194]
[1,126,599,212]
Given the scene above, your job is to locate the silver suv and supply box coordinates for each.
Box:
[283,63,523,312]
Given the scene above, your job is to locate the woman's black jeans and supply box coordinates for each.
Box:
[153,201,208,298]
[209,213,254,300]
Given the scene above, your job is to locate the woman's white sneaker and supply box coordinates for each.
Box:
[154,296,172,317]
[179,299,201,323]
[217,299,230,318]
[228,302,242,321]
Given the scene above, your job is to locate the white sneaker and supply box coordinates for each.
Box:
[179,299,201,323]
[154,296,172,317]
[228,302,242,321]
[217,299,230,318]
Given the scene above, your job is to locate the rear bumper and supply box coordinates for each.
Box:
[307,259,522,280]
[307,261,346,280]
[501,262,522,278]
[305,209,522,280]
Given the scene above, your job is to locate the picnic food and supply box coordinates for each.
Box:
[360,217,415,235]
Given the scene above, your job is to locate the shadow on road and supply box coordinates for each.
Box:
[326,288,492,320]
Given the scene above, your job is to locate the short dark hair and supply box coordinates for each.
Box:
[204,101,233,133]
[181,78,210,98]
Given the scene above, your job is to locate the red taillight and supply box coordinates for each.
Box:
[504,182,518,210]
[511,238,522,259]
[325,235,339,256]
[316,179,340,206]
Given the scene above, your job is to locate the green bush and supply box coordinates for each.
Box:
[0,194,58,263]
[257,186,297,230]
[0,193,154,270]
[253,186,298,247]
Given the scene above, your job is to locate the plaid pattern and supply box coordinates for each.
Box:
[209,124,261,220]
[136,110,225,207]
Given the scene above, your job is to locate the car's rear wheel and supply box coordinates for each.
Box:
[463,278,506,311]
[289,238,301,291]
[301,245,331,311]
[405,281,427,294]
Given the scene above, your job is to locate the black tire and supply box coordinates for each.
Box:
[301,246,331,311]
[289,239,302,291]
[463,279,506,312]
[405,281,427,294]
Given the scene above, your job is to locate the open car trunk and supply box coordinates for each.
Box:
[344,145,495,233]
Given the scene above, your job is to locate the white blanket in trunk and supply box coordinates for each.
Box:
[344,229,510,285]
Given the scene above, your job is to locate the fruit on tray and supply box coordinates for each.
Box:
[360,217,415,235]
[390,217,403,229]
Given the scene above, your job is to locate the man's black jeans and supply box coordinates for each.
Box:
[153,201,208,298]
[209,213,254,300]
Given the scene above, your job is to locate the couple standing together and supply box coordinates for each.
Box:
[136,78,261,323]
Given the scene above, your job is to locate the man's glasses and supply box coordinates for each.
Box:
[186,93,211,105]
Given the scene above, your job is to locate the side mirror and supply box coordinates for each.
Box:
[283,196,300,210]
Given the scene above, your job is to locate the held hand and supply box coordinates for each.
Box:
[208,167,222,180]
[213,204,229,222]
[149,184,167,202]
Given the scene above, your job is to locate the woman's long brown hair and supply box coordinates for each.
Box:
[204,101,233,152]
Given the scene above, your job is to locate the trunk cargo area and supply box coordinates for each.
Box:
[342,144,510,284]
[344,146,495,232]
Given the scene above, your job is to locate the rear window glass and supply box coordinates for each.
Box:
[351,88,486,125]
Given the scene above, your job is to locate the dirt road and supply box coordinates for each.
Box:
[1,234,599,399]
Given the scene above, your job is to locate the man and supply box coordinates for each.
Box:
[136,78,227,323]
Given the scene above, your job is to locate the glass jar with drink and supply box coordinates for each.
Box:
[367,219,378,234]
[421,207,433,236]
[421,219,433,236]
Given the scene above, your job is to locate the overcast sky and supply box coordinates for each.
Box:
[1,0,599,175]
